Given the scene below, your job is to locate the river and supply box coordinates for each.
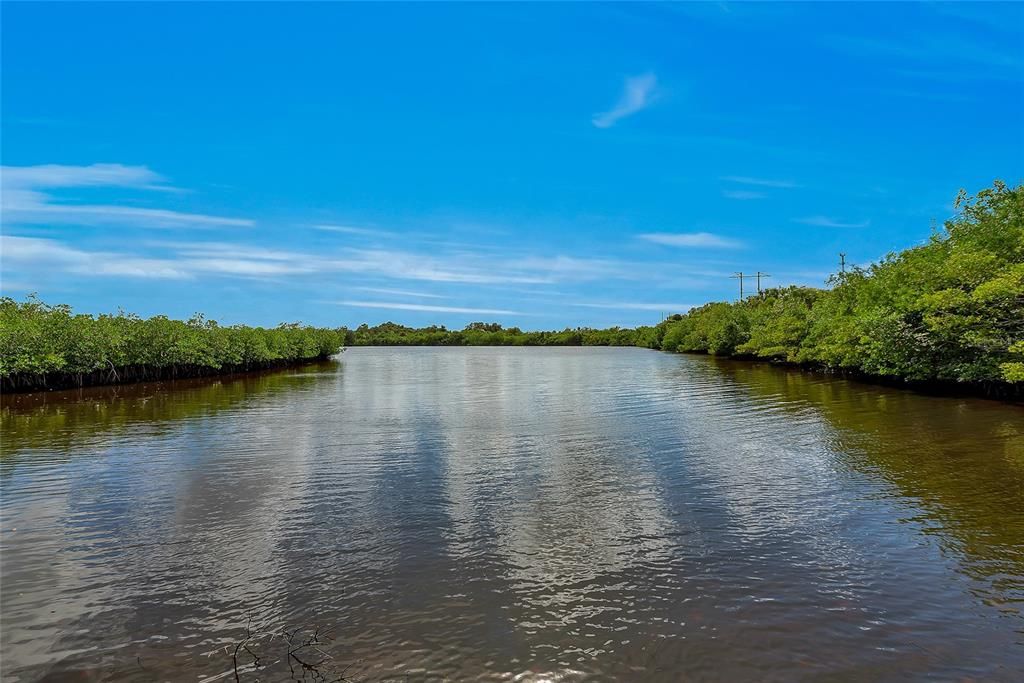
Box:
[2,347,1022,681]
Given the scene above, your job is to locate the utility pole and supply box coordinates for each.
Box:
[839,253,846,275]
[756,271,770,294]
[730,272,749,300]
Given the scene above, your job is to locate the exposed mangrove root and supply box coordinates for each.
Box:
[2,356,337,394]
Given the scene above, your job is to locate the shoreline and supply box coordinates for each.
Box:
[344,345,1024,403]
[681,350,1024,403]
[4,345,1020,404]
[1,353,340,395]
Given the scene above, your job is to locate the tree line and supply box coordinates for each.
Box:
[0,299,346,392]
[343,320,655,347]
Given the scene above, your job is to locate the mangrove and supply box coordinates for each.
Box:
[0,300,346,392]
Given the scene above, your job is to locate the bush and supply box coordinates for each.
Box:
[0,298,346,391]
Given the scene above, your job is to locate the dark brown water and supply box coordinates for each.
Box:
[2,347,1023,682]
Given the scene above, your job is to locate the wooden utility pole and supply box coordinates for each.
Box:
[730,272,749,300]
[756,271,770,294]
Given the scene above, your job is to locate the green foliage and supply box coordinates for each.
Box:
[736,287,824,361]
[345,320,654,348]
[659,180,1024,386]
[1,297,346,389]
[659,301,751,356]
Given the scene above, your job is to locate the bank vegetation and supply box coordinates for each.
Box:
[0,300,346,392]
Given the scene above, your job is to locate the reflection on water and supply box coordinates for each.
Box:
[1,348,1022,681]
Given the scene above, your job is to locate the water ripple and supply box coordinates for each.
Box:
[2,348,1023,681]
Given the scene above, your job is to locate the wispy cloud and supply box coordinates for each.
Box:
[153,241,312,263]
[721,175,798,188]
[5,203,254,229]
[638,232,744,248]
[0,163,253,229]
[335,249,554,285]
[572,302,694,312]
[354,287,446,299]
[505,255,632,281]
[794,216,871,229]
[332,301,521,315]
[2,236,316,279]
[722,190,766,200]
[592,73,658,128]
[1,235,192,279]
[2,163,176,191]
[2,233,650,288]
[312,224,394,237]
[152,242,537,282]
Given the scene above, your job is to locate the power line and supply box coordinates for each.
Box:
[730,272,749,300]
[756,271,770,294]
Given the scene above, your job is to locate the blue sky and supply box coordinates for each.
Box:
[2,2,1022,329]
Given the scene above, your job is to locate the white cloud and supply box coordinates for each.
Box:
[332,300,521,315]
[1,235,191,279]
[5,202,254,228]
[722,190,766,200]
[637,232,744,248]
[5,185,695,292]
[312,224,394,237]
[592,73,658,128]
[354,287,446,299]
[572,302,694,312]
[1,163,172,191]
[153,241,312,263]
[0,163,253,229]
[137,241,315,276]
[795,216,871,229]
[182,258,313,276]
[505,255,631,281]
[721,175,798,188]
[327,249,554,285]
[1,236,310,279]
[1,234,633,286]
[91,259,195,279]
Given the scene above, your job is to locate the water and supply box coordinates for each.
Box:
[2,347,1023,681]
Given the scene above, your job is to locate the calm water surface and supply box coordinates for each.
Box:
[2,347,1023,681]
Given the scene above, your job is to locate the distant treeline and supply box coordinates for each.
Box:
[344,320,658,348]
[348,181,1023,394]
[0,299,346,392]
